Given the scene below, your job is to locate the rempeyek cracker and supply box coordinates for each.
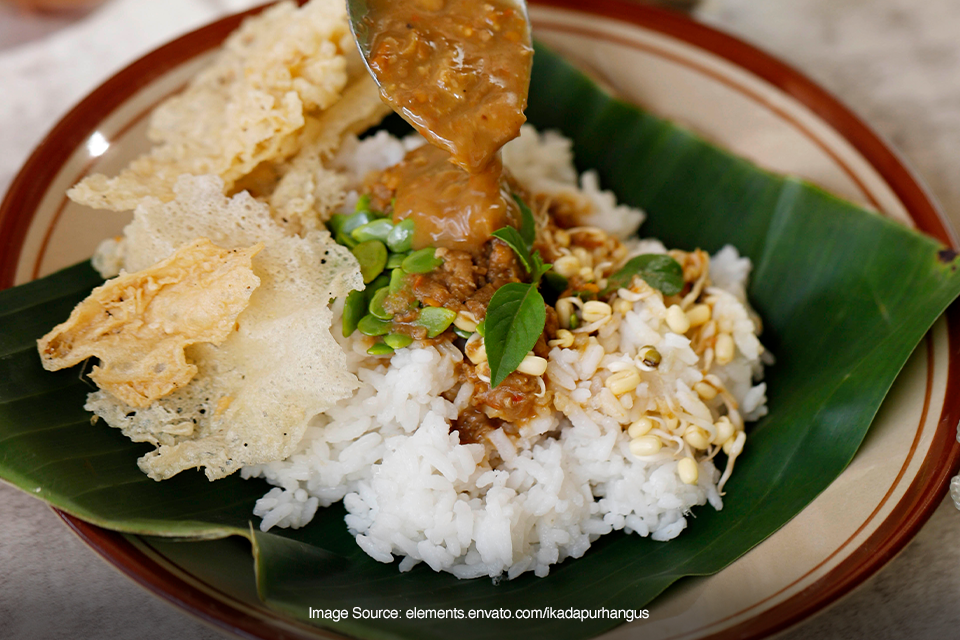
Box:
[45,0,385,482]
[264,75,392,230]
[82,175,363,481]
[67,0,386,215]
[38,238,262,408]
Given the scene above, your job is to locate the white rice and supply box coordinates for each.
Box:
[241,126,768,579]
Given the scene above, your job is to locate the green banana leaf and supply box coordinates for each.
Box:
[2,42,960,640]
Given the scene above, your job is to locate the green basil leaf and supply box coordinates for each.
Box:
[604,253,683,296]
[494,193,548,287]
[491,227,552,287]
[512,193,536,249]
[531,251,552,284]
[491,227,533,274]
[484,283,546,388]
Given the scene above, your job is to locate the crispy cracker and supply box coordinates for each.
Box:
[83,175,363,480]
[266,75,392,229]
[38,238,261,408]
[67,0,358,211]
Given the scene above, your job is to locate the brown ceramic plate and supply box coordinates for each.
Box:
[1,1,958,639]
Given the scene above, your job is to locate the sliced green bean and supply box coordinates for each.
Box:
[336,231,358,249]
[355,194,372,213]
[386,218,416,253]
[402,247,443,274]
[386,252,408,270]
[476,319,486,338]
[341,210,377,236]
[352,240,388,284]
[342,289,365,337]
[368,287,394,320]
[416,306,457,338]
[384,333,413,349]
[367,341,395,356]
[352,218,394,243]
[358,314,391,336]
[365,273,390,299]
[389,267,407,294]
[327,213,349,236]
[452,326,473,340]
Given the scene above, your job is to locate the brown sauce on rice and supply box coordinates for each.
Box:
[359,0,565,441]
[375,145,521,253]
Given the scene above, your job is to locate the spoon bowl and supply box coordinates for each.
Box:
[346,0,532,93]
[345,0,373,62]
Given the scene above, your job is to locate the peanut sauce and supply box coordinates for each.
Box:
[364,0,532,173]
[380,145,521,252]
[363,0,532,255]
[361,0,540,440]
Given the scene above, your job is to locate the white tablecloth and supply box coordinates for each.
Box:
[2,1,959,638]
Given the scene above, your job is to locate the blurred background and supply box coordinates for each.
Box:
[1,0,959,638]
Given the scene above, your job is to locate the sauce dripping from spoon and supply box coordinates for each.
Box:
[352,0,533,253]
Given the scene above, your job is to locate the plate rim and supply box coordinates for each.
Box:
[1,1,958,639]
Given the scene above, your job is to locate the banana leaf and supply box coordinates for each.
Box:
[2,43,960,640]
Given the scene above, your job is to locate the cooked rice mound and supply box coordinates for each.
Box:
[242,128,770,578]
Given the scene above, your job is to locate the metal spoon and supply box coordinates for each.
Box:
[346,0,533,175]
[345,0,532,93]
[345,0,375,65]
